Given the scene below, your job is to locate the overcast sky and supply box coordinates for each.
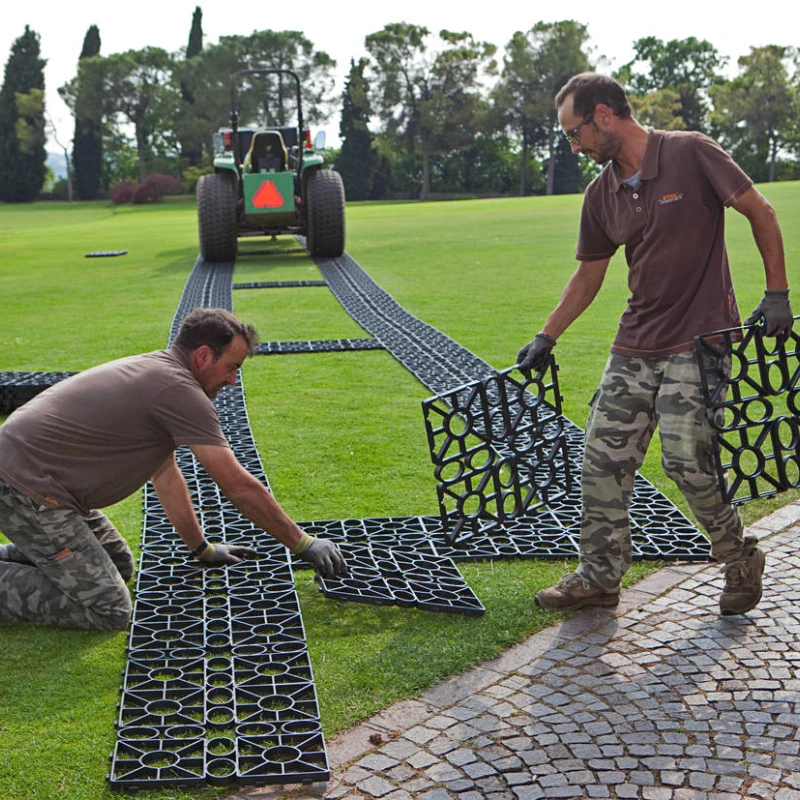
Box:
[4,0,800,152]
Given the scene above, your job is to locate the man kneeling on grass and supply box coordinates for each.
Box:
[0,307,346,630]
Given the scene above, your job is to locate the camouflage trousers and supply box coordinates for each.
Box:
[0,478,134,630]
[578,351,744,592]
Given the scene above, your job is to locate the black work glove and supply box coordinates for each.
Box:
[516,332,556,377]
[744,289,793,340]
[194,541,257,566]
[292,533,347,579]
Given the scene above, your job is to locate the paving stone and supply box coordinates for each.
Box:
[424,762,464,783]
[356,754,399,771]
[407,751,440,769]
[511,787,545,800]
[356,775,397,797]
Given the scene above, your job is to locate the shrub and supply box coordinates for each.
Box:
[183,166,213,194]
[132,182,160,204]
[140,173,184,197]
[110,182,136,204]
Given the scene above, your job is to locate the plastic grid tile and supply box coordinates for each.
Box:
[422,364,572,545]
[254,338,384,355]
[233,280,327,288]
[315,542,485,615]
[110,733,206,790]
[695,321,800,503]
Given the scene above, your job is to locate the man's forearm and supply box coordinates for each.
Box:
[750,204,788,290]
[223,479,305,550]
[151,462,205,552]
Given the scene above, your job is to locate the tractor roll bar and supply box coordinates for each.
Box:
[229,68,304,179]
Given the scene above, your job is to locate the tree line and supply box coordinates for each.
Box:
[1,8,798,203]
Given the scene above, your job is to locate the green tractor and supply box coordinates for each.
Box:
[197,68,345,262]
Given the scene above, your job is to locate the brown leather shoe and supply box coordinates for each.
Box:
[720,536,765,616]
[535,571,620,611]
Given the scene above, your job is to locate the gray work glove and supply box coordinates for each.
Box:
[516,332,556,377]
[744,289,793,340]
[195,541,257,566]
[293,533,347,579]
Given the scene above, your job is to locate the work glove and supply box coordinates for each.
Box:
[194,541,258,566]
[292,532,347,579]
[516,332,556,377]
[744,289,793,340]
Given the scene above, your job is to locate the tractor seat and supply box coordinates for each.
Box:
[246,130,288,173]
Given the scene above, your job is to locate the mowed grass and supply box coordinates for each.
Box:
[0,185,798,800]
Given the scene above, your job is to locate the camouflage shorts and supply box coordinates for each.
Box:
[0,478,133,630]
[578,350,744,591]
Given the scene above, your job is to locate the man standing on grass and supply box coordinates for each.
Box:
[517,72,792,615]
[0,307,346,631]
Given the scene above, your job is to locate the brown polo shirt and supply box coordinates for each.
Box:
[0,346,229,515]
[576,129,753,358]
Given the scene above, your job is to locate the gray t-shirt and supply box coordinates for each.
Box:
[0,345,228,514]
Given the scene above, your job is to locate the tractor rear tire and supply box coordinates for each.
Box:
[306,170,345,257]
[197,172,238,262]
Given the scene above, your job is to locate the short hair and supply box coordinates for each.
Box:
[174,307,259,357]
[555,72,632,120]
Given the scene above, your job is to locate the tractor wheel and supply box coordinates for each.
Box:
[197,172,238,262]
[306,170,345,257]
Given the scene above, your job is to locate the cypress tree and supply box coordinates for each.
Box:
[72,25,103,200]
[180,6,203,166]
[0,26,47,201]
[337,59,374,201]
[187,8,203,59]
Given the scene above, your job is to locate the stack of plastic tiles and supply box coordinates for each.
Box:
[422,363,571,545]
[695,320,800,503]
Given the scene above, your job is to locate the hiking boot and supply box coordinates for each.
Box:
[535,571,620,611]
[720,536,765,616]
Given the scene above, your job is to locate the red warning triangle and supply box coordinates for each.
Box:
[252,180,284,209]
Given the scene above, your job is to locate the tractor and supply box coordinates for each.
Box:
[197,68,345,262]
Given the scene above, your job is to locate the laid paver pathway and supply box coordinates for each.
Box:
[229,501,800,800]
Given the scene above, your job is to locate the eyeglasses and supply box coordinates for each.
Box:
[563,113,594,145]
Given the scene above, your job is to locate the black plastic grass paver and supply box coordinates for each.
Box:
[255,338,384,355]
[233,280,327,288]
[315,542,485,615]
[109,734,206,790]
[423,363,572,545]
[695,319,800,503]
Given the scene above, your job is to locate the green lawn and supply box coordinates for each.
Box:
[0,186,797,799]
